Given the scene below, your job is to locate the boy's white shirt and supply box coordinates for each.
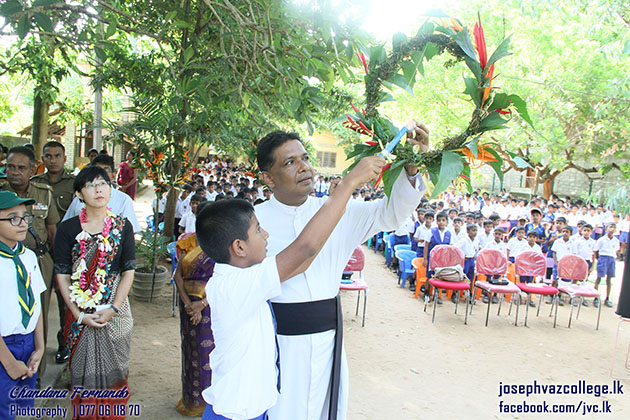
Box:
[0,246,46,336]
[595,235,620,257]
[551,237,573,260]
[455,235,479,258]
[203,256,282,420]
[179,211,197,234]
[507,237,528,258]
[484,238,507,255]
[572,236,596,262]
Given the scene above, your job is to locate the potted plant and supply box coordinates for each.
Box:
[132,227,170,301]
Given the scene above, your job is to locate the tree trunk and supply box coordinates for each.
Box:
[31,93,49,159]
[543,179,554,199]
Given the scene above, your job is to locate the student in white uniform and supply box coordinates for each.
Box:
[0,192,46,419]
[179,194,206,235]
[255,126,428,420]
[594,223,621,308]
[195,157,383,420]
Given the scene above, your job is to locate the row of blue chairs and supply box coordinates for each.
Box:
[368,232,418,289]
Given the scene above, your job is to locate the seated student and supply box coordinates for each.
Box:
[195,157,382,420]
[413,211,434,258]
[508,216,528,239]
[593,223,620,308]
[0,192,46,419]
[455,224,479,298]
[482,227,507,303]
[489,213,501,232]
[507,226,527,263]
[179,194,207,235]
[422,211,451,304]
[411,208,425,253]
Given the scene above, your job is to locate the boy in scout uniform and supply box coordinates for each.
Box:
[1,146,59,376]
[31,141,74,364]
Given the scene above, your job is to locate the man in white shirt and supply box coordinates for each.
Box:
[594,223,621,308]
[63,158,140,233]
[255,125,428,420]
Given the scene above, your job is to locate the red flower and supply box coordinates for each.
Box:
[473,14,487,70]
[365,141,378,146]
[356,52,368,74]
[373,162,392,187]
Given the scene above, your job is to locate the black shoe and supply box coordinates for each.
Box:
[451,294,459,304]
[55,346,70,364]
[436,296,443,305]
[408,281,415,291]
[528,299,536,308]
[594,297,600,308]
[558,298,565,307]
[605,299,613,308]
[482,295,489,304]
[492,295,498,304]
[582,299,589,307]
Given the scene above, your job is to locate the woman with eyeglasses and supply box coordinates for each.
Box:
[53,166,135,419]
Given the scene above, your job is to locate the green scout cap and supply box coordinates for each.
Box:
[0,191,36,210]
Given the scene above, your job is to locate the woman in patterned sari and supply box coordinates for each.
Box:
[173,232,215,416]
[54,166,135,420]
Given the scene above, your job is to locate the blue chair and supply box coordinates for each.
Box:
[384,234,396,267]
[395,249,417,288]
[146,215,155,231]
[373,232,384,253]
[167,241,178,317]
[394,244,412,254]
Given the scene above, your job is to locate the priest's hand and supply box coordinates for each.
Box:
[403,120,430,177]
[346,156,387,188]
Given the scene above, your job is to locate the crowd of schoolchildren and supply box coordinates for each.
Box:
[387,190,628,309]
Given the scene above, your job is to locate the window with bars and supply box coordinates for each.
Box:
[316,151,337,168]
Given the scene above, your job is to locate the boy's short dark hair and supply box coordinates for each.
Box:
[527,231,539,238]
[74,166,111,192]
[561,226,572,233]
[195,186,206,194]
[424,211,435,219]
[257,131,303,171]
[190,194,206,204]
[466,224,478,232]
[91,154,115,172]
[582,223,593,230]
[435,211,448,221]
[196,199,255,264]
[182,184,193,192]
[555,217,567,224]
[489,213,500,221]
[514,226,526,233]
[453,217,463,223]
[494,227,506,234]
[43,140,65,153]
[483,220,493,226]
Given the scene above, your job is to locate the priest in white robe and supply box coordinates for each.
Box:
[256,123,428,420]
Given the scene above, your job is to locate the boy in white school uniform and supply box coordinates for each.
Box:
[550,226,574,305]
[593,223,620,308]
[482,227,507,304]
[195,157,383,420]
[507,226,527,263]
[0,192,46,419]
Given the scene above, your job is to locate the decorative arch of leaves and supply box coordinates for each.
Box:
[344,18,533,198]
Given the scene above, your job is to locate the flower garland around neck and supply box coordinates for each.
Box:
[69,208,118,310]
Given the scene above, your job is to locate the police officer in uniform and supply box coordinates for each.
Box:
[1,146,59,377]
[32,141,74,364]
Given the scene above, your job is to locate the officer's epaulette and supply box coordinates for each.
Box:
[31,181,54,192]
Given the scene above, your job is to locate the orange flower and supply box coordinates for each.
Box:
[458,144,498,163]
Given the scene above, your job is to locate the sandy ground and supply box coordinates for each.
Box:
[38,183,630,420]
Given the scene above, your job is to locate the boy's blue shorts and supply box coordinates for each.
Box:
[596,255,616,278]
